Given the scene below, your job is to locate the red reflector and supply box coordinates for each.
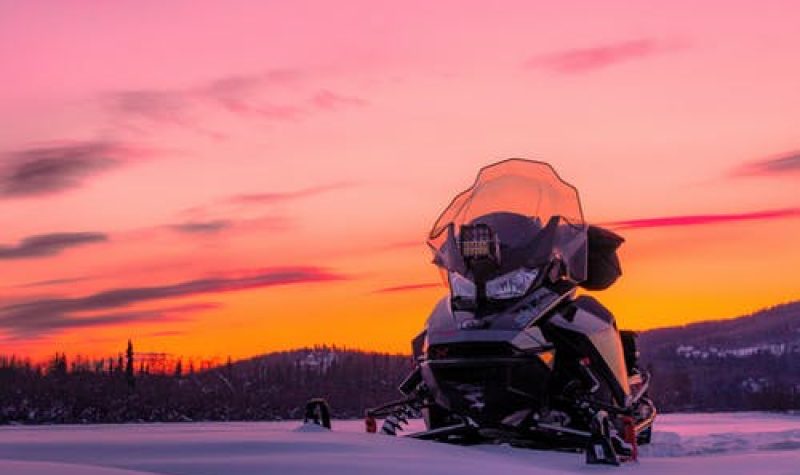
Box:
[579,357,592,366]
[365,415,377,433]
[622,415,638,462]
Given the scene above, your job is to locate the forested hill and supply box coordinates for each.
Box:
[638,300,800,411]
[639,301,800,358]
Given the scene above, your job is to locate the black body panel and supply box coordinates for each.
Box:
[421,352,552,426]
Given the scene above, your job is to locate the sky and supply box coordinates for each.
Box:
[1,1,799,362]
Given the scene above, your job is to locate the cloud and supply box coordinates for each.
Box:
[105,75,298,130]
[526,39,674,74]
[203,70,302,99]
[0,267,343,337]
[169,220,232,234]
[0,232,108,260]
[605,207,800,230]
[110,90,189,124]
[0,141,135,198]
[180,182,356,224]
[105,70,366,131]
[1,302,219,339]
[202,72,306,120]
[228,181,357,205]
[311,89,369,110]
[732,151,800,177]
[373,283,441,293]
[16,276,93,288]
[10,309,165,335]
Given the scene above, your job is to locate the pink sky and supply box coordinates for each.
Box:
[1,1,799,360]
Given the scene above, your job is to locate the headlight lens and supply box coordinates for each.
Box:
[485,268,539,300]
[448,271,476,300]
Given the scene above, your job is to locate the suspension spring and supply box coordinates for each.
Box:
[379,402,422,435]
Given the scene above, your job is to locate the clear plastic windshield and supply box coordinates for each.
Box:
[428,159,588,284]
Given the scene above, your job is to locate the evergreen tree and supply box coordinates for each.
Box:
[125,339,135,390]
[174,359,183,379]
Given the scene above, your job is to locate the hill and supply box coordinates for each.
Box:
[638,301,800,411]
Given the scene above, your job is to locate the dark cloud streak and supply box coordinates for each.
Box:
[2,302,218,339]
[373,283,441,294]
[0,267,343,337]
[0,141,132,198]
[605,207,800,230]
[732,151,800,177]
[169,220,232,234]
[229,182,357,205]
[0,232,108,260]
[16,276,93,288]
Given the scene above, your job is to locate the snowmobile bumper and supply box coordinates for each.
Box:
[420,354,552,426]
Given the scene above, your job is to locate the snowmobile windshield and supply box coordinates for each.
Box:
[429,159,588,288]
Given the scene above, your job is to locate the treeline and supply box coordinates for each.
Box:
[643,352,800,412]
[3,339,800,425]
[0,344,412,425]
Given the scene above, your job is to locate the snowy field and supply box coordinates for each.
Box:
[1,413,799,475]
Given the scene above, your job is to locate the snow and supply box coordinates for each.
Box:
[0,413,799,474]
[676,343,798,359]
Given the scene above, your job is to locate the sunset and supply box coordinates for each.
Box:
[1,3,800,472]
[2,1,798,363]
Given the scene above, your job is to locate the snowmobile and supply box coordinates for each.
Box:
[311,159,656,465]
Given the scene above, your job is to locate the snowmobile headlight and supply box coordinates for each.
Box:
[448,271,476,300]
[485,268,539,300]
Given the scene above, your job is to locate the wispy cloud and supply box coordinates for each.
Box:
[105,69,367,132]
[169,220,233,234]
[0,141,138,198]
[228,181,357,205]
[0,267,343,337]
[311,89,369,111]
[202,70,302,102]
[0,302,219,339]
[605,207,800,230]
[16,276,93,289]
[373,283,441,294]
[732,151,800,177]
[110,90,189,126]
[0,232,108,260]
[202,72,306,120]
[8,309,166,336]
[526,39,676,74]
[176,182,350,233]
